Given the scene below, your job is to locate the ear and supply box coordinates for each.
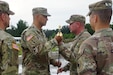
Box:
[76,22,81,28]
[93,14,98,23]
[0,13,5,21]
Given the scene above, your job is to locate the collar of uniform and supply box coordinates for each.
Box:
[31,24,46,38]
[95,28,112,34]
[74,29,86,40]
[32,24,43,33]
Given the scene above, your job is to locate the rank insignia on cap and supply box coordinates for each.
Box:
[12,43,19,51]
[26,35,33,41]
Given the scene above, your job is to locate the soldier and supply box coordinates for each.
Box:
[21,7,61,75]
[0,1,19,75]
[77,0,113,75]
[57,15,91,75]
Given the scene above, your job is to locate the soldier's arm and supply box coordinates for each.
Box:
[77,43,97,75]
[62,63,70,71]
[59,43,73,61]
[23,33,58,55]
[1,37,19,75]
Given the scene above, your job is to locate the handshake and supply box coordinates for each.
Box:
[55,32,63,45]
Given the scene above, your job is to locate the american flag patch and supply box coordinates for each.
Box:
[12,43,19,51]
[26,35,33,41]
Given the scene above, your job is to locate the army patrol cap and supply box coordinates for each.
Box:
[87,0,112,16]
[32,7,51,16]
[0,1,14,15]
[66,15,85,24]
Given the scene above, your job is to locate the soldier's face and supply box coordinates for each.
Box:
[1,13,10,28]
[39,15,48,26]
[69,22,79,34]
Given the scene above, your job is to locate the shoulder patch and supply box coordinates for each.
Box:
[12,43,19,51]
[26,35,33,41]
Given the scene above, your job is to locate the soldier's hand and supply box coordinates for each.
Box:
[54,61,62,67]
[57,67,64,74]
[55,35,63,44]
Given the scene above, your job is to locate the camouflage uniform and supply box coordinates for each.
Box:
[60,30,91,75]
[77,0,113,75]
[78,28,113,75]
[0,29,19,75]
[0,1,18,75]
[21,25,58,75]
[59,15,91,75]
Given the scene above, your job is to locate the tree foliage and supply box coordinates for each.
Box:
[6,19,28,37]
[85,23,94,35]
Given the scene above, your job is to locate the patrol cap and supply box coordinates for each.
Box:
[66,15,85,24]
[0,1,14,15]
[87,0,112,16]
[32,7,51,16]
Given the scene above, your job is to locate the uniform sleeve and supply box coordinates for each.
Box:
[59,42,79,63]
[59,44,72,61]
[1,37,19,74]
[23,33,58,55]
[63,63,70,71]
[77,43,97,75]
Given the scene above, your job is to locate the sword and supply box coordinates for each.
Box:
[56,25,63,75]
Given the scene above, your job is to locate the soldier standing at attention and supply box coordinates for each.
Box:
[57,15,91,75]
[0,1,19,75]
[21,7,61,75]
[77,0,113,75]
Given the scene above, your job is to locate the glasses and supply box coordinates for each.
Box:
[70,22,74,25]
[42,15,47,18]
[2,11,9,15]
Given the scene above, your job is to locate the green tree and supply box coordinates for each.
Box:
[6,25,16,36]
[6,19,28,37]
[110,23,113,30]
[15,20,28,37]
[85,23,94,35]
[44,29,56,39]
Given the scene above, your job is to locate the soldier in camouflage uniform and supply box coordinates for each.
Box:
[21,7,62,75]
[77,0,113,75]
[0,1,19,75]
[57,15,91,75]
